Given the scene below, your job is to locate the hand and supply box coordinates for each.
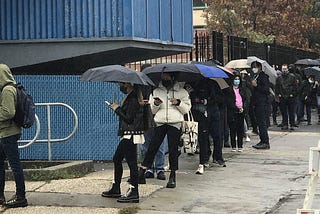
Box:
[239,108,243,113]
[251,80,257,87]
[169,98,179,105]
[109,100,119,111]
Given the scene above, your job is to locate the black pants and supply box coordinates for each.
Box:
[142,124,180,171]
[113,138,138,188]
[254,104,269,144]
[229,113,245,149]
[279,97,295,126]
[192,110,209,165]
[208,105,223,162]
[249,101,258,131]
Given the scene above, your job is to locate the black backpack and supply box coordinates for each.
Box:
[3,83,36,128]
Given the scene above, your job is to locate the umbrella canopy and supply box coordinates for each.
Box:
[210,78,229,89]
[294,59,320,66]
[142,63,228,85]
[303,66,320,81]
[247,56,277,85]
[194,64,229,78]
[225,59,251,69]
[80,65,155,86]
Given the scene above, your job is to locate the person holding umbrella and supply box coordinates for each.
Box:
[81,65,155,203]
[250,61,271,150]
[138,73,191,188]
[101,82,145,203]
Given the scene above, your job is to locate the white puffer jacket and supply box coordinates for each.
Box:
[149,82,191,124]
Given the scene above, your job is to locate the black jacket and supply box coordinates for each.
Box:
[251,72,270,106]
[226,86,249,122]
[115,90,144,136]
[275,73,297,99]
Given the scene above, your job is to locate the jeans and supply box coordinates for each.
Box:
[142,124,180,171]
[254,105,269,144]
[0,134,26,197]
[141,129,167,173]
[113,138,138,188]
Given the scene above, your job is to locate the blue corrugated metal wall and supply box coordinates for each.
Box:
[0,0,193,44]
[15,75,123,160]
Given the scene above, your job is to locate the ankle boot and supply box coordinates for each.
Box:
[101,182,121,198]
[166,171,176,188]
[138,167,146,184]
[117,185,139,203]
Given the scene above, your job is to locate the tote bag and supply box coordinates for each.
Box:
[181,111,198,154]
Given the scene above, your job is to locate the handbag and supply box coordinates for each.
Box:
[181,111,198,154]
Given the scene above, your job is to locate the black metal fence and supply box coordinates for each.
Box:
[128,31,319,69]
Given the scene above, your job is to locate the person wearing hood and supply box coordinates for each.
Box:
[0,64,28,208]
[138,73,191,188]
[226,73,249,152]
[250,61,271,150]
[275,64,298,130]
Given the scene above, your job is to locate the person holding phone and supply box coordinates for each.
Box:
[101,82,144,203]
[138,73,191,188]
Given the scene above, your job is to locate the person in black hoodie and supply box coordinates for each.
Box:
[251,61,271,150]
[101,82,144,203]
[226,73,249,152]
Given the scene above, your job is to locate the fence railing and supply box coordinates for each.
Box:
[18,102,78,161]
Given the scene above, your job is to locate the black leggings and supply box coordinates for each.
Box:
[113,138,138,188]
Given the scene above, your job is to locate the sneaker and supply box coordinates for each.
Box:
[144,171,155,179]
[156,171,166,180]
[238,148,243,152]
[281,125,288,130]
[196,164,204,174]
[245,136,250,142]
[4,195,28,208]
[231,148,237,152]
[203,162,210,168]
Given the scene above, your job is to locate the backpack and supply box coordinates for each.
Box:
[3,83,36,128]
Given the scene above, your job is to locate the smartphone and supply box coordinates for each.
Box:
[153,97,162,102]
[105,100,111,106]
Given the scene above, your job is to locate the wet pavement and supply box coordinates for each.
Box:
[1,113,320,214]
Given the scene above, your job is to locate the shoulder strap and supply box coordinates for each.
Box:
[2,82,16,91]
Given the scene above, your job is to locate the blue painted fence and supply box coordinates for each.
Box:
[16,75,123,160]
[0,0,193,44]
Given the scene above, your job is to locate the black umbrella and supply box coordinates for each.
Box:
[80,65,155,86]
[294,59,320,66]
[304,66,320,81]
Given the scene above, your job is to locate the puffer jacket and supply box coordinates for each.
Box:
[149,82,191,124]
[0,64,21,138]
[275,73,298,99]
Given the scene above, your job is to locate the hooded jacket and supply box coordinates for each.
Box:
[0,64,21,138]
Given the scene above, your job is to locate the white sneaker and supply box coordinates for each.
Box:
[196,164,204,175]
[231,148,237,152]
[245,136,251,142]
[238,148,243,152]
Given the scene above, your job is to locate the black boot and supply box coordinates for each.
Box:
[166,171,176,188]
[4,195,28,208]
[117,185,139,203]
[101,182,121,198]
[138,167,146,184]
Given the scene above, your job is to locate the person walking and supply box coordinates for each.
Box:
[101,82,144,203]
[226,74,249,152]
[251,61,271,150]
[138,73,191,188]
[303,76,318,125]
[0,64,28,208]
[275,65,298,130]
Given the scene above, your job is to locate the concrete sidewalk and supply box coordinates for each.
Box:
[1,114,320,213]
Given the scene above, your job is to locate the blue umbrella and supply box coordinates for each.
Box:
[194,64,229,78]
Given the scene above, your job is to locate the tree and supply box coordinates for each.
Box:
[203,0,320,52]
